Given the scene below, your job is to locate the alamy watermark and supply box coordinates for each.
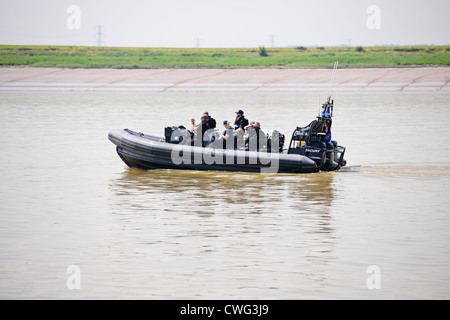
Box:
[66,265,81,290]
[366,265,381,290]
[169,128,281,173]
[66,5,81,30]
[367,5,381,30]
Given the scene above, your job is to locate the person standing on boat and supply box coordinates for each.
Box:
[233,110,249,150]
[234,109,249,132]
[203,111,217,129]
[191,114,210,147]
[191,114,208,132]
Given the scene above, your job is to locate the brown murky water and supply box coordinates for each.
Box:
[1,92,449,299]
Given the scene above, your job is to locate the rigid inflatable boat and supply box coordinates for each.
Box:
[108,97,346,174]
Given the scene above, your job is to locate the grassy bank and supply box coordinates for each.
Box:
[1,45,449,68]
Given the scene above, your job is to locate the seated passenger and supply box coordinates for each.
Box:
[324,121,332,143]
[244,121,256,131]
[220,120,234,149]
[245,121,266,151]
[220,120,233,139]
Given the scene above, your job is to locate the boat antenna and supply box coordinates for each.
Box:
[318,61,338,118]
[328,60,339,100]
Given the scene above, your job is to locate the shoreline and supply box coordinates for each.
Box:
[0,66,449,93]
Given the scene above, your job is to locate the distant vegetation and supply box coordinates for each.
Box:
[0,45,449,68]
[258,46,268,57]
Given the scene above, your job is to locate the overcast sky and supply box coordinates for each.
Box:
[0,0,449,47]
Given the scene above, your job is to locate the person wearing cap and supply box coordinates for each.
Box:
[244,121,256,130]
[233,110,249,150]
[234,109,249,132]
[221,120,233,139]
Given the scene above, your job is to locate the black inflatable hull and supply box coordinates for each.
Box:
[108,129,320,174]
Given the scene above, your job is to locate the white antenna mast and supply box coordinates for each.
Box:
[318,61,339,117]
[329,61,339,99]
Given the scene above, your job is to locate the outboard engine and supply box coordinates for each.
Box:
[287,97,346,171]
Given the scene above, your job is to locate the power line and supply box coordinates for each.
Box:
[270,34,275,48]
[95,25,105,46]
[194,38,202,48]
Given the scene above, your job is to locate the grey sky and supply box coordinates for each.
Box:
[0,0,449,47]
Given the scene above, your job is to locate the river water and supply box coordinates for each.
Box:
[0,92,449,299]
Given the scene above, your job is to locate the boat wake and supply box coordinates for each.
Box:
[341,163,450,179]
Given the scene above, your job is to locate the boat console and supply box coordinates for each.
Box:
[287,97,346,171]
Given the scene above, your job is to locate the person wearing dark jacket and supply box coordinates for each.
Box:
[234,109,249,132]
[203,111,216,129]
[191,114,210,147]
[232,110,248,150]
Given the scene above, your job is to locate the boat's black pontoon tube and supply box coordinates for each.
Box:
[108,128,320,173]
[108,97,346,173]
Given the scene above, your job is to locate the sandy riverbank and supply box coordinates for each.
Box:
[0,66,449,93]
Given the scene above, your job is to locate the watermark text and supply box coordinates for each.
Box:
[66,5,81,30]
[366,265,381,290]
[367,5,381,30]
[66,265,81,290]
